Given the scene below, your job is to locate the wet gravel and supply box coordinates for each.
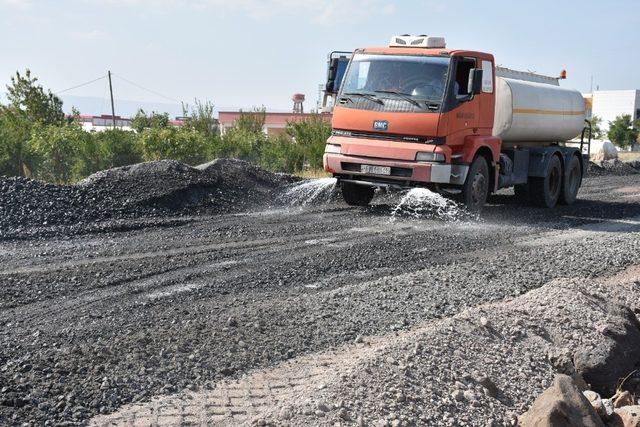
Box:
[1,161,640,425]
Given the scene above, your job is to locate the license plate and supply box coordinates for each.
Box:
[361,165,391,175]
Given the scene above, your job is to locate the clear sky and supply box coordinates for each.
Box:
[1,0,639,115]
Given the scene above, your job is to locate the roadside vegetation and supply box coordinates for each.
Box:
[0,70,331,184]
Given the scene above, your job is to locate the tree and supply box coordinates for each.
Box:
[234,108,266,134]
[139,126,209,165]
[96,129,143,168]
[607,114,640,149]
[5,69,65,125]
[182,99,218,137]
[286,115,332,169]
[130,109,169,132]
[29,123,86,184]
[589,115,605,140]
[0,70,66,176]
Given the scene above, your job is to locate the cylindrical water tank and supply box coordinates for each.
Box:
[492,77,585,143]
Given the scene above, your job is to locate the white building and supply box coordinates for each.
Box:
[75,115,133,132]
[590,90,640,131]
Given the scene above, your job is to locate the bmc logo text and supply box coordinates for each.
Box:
[373,120,388,131]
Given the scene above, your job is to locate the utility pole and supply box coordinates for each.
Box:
[108,70,116,128]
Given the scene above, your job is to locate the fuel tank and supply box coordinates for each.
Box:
[492,77,585,143]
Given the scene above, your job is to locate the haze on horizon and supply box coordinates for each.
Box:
[1,0,638,116]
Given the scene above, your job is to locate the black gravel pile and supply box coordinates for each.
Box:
[588,159,640,176]
[0,159,296,236]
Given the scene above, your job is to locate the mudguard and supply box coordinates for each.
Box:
[527,146,581,178]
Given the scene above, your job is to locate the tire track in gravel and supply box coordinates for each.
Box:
[7,212,639,332]
[1,218,489,330]
[0,209,352,275]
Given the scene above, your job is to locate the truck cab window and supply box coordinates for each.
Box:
[454,57,476,99]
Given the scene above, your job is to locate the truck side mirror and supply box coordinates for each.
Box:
[326,56,350,94]
[467,69,483,95]
[326,58,340,92]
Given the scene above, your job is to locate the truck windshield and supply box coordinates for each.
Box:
[341,54,450,106]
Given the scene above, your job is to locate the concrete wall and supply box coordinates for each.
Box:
[591,90,640,131]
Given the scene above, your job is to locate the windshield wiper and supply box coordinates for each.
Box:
[343,92,385,105]
[374,90,422,108]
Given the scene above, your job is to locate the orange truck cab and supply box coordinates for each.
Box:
[322,35,591,211]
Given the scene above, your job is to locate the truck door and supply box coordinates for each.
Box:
[444,56,480,146]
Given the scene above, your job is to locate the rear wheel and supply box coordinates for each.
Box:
[530,155,562,208]
[341,182,375,206]
[559,155,582,205]
[462,156,490,213]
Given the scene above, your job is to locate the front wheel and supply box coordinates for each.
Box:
[341,182,375,206]
[462,156,490,213]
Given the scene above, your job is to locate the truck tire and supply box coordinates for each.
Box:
[529,154,562,208]
[462,156,489,212]
[341,182,375,206]
[559,154,582,205]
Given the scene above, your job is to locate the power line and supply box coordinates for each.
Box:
[54,75,107,95]
[111,73,182,104]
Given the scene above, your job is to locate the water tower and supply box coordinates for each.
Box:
[292,93,305,114]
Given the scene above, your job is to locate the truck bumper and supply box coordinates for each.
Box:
[323,153,469,187]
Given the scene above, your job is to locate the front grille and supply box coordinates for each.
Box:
[341,162,413,178]
[332,130,444,145]
[339,96,425,113]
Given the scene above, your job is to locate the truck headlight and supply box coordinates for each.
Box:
[325,144,341,154]
[416,152,445,162]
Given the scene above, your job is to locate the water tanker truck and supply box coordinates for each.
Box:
[322,35,591,211]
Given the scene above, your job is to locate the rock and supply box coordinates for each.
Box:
[226,317,238,327]
[475,375,499,398]
[338,408,351,421]
[584,390,601,403]
[316,402,330,412]
[463,390,476,402]
[573,305,640,396]
[609,405,640,427]
[583,390,608,418]
[590,140,618,162]
[278,406,292,420]
[603,399,616,417]
[614,391,635,408]
[480,317,490,327]
[519,375,605,427]
[451,390,465,402]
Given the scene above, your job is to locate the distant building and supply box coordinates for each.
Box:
[69,114,186,132]
[217,111,331,137]
[219,93,332,136]
[74,114,132,131]
[588,90,640,131]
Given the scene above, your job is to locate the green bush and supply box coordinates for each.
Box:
[286,115,331,170]
[29,123,87,184]
[259,135,305,172]
[139,126,210,165]
[95,129,143,168]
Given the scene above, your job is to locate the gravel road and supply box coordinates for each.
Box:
[1,169,640,426]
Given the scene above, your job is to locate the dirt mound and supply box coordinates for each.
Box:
[588,159,640,177]
[0,159,296,234]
